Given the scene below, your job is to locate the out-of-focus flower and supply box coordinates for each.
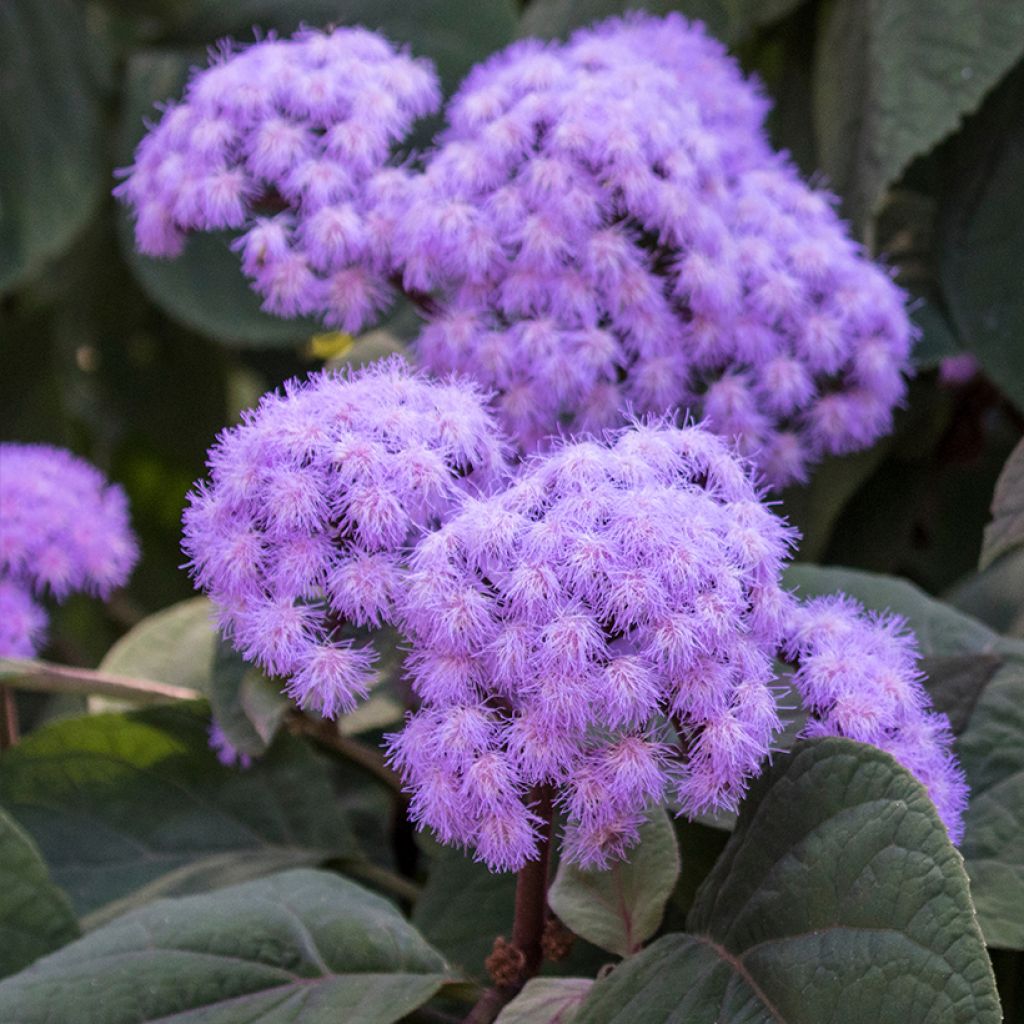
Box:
[208,719,255,769]
[182,358,506,718]
[783,594,968,842]
[115,26,440,333]
[388,421,798,870]
[0,444,138,657]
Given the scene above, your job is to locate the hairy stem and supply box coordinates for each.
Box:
[465,785,555,1024]
[0,687,19,750]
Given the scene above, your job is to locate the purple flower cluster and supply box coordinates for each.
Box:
[115,27,440,332]
[402,14,912,483]
[182,359,506,718]
[388,422,797,870]
[783,594,968,841]
[0,444,138,657]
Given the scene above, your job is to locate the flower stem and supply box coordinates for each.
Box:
[465,785,555,1024]
[0,687,18,749]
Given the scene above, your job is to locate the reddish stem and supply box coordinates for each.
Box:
[0,687,19,750]
[464,786,555,1024]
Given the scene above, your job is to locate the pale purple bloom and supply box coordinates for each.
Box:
[938,352,979,387]
[182,359,506,718]
[0,444,138,657]
[401,14,913,484]
[115,27,441,332]
[388,421,798,871]
[783,594,967,842]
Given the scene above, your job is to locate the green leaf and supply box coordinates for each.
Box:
[209,640,289,758]
[548,808,680,957]
[496,978,593,1024]
[918,654,1000,734]
[981,438,1024,570]
[413,840,518,982]
[0,704,362,924]
[0,807,79,979]
[813,0,1024,228]
[784,563,1024,949]
[99,597,218,691]
[0,0,106,292]
[575,739,1001,1024]
[518,0,807,46]
[947,549,1024,638]
[0,868,450,1024]
[939,67,1024,413]
[956,657,1024,949]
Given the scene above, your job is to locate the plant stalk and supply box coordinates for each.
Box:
[0,686,19,749]
[464,785,555,1024]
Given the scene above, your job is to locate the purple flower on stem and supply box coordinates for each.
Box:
[782,594,968,842]
[388,421,798,870]
[115,27,441,333]
[0,444,138,657]
[182,358,507,718]
[401,14,913,484]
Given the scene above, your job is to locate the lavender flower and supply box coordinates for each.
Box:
[388,421,798,871]
[182,359,506,718]
[115,27,440,332]
[0,444,138,657]
[783,594,968,842]
[401,13,913,484]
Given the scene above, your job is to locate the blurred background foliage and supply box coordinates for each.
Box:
[1,0,1022,667]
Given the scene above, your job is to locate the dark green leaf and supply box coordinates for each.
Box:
[0,704,361,924]
[813,0,1024,227]
[0,0,106,292]
[518,0,807,46]
[0,807,79,979]
[981,438,1024,569]
[939,67,1024,413]
[548,808,680,957]
[947,549,1024,638]
[576,739,1001,1024]
[496,978,593,1024]
[0,868,450,1024]
[413,840,517,983]
[918,654,1001,733]
[956,656,1024,949]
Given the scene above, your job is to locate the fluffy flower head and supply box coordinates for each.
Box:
[389,421,798,870]
[0,444,138,657]
[115,26,441,332]
[783,593,967,842]
[182,358,506,717]
[403,13,913,484]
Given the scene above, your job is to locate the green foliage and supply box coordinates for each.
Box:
[0,704,362,925]
[0,869,452,1024]
[785,564,1024,950]
[0,0,106,292]
[574,739,1001,1024]
[0,808,79,979]
[814,0,1024,229]
[981,439,1024,570]
[548,808,680,957]
[496,978,593,1024]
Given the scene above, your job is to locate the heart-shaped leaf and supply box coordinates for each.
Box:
[574,739,1001,1023]
[548,808,680,957]
[0,704,361,925]
[0,868,451,1024]
[0,807,79,979]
